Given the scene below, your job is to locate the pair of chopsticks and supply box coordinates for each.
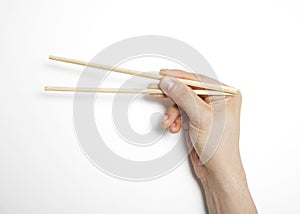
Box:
[45,55,237,96]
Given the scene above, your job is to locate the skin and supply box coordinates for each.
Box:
[156,69,257,214]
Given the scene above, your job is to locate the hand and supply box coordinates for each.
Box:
[159,69,241,178]
[158,69,257,214]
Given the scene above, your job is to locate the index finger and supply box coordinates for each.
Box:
[160,69,223,86]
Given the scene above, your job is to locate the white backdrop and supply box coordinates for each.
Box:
[1,0,300,213]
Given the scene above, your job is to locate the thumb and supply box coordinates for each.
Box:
[159,76,209,124]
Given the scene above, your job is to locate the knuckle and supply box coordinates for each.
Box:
[168,106,179,116]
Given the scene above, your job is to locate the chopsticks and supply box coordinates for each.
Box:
[45,55,237,96]
[44,86,232,96]
[48,55,237,94]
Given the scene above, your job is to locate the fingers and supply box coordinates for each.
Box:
[159,76,209,125]
[160,69,222,85]
[160,69,229,103]
[166,116,181,134]
[161,104,182,133]
[160,69,198,81]
[170,117,181,133]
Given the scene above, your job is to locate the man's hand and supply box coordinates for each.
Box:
[157,69,257,214]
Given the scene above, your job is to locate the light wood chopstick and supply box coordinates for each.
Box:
[49,55,237,94]
[44,86,232,96]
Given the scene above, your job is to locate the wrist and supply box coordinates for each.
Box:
[203,156,248,195]
[198,159,256,214]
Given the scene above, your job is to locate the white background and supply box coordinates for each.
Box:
[1,0,300,213]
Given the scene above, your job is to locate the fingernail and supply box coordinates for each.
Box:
[160,77,175,93]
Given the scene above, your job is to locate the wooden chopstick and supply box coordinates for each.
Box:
[44,86,232,96]
[49,55,163,80]
[49,55,237,94]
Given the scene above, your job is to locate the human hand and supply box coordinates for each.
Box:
[157,69,257,213]
[158,69,242,177]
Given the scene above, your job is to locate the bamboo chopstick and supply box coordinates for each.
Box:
[49,55,237,94]
[49,55,163,80]
[44,86,232,96]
